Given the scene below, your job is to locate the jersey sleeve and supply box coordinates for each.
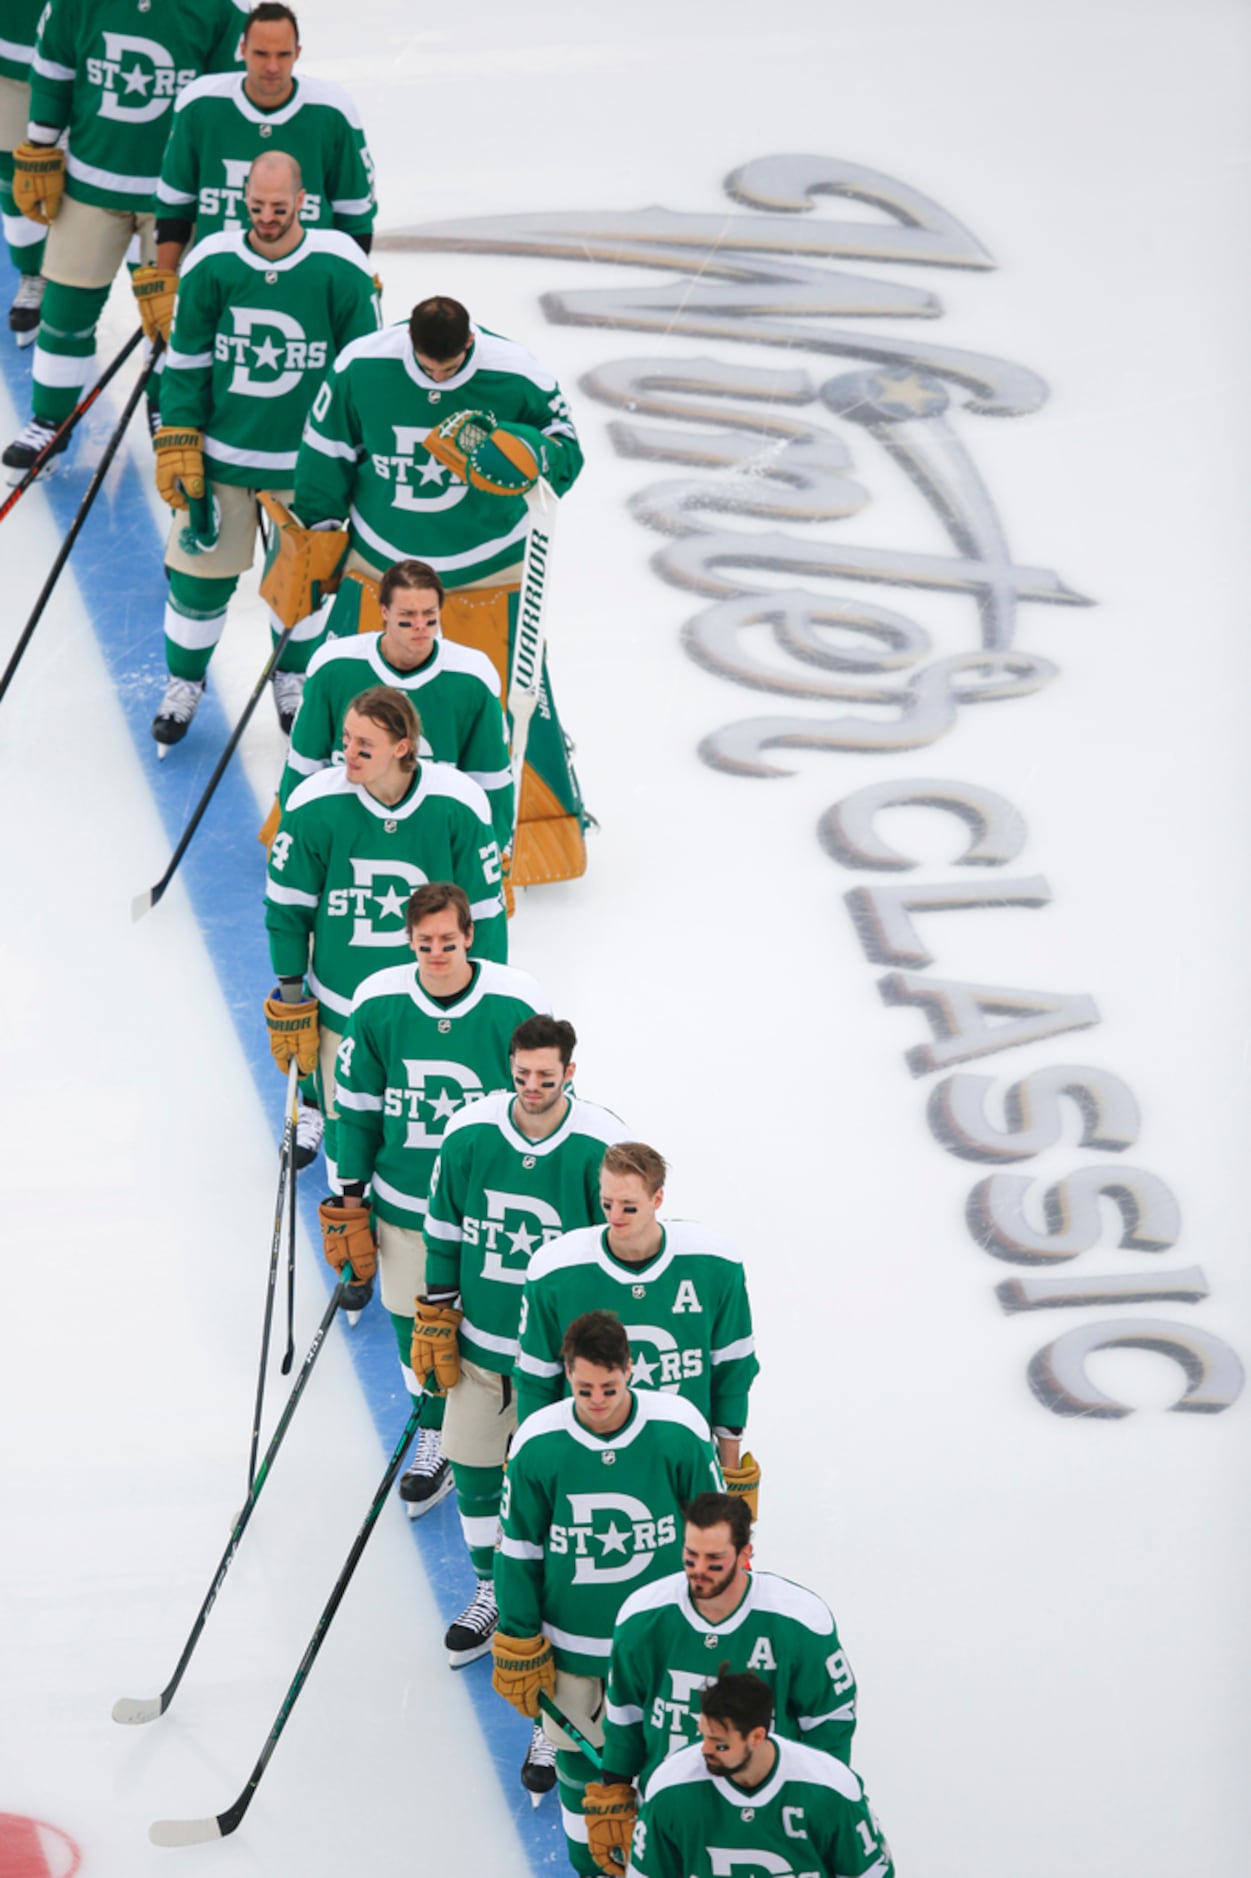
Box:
[206,0,247,75]
[161,256,218,433]
[514,1273,564,1423]
[28,1,76,140]
[332,1006,386,1186]
[156,95,199,222]
[327,112,376,238]
[602,1614,650,1782]
[493,1444,550,1641]
[626,1794,682,1878]
[815,1784,894,1878]
[457,689,514,853]
[678,1425,724,1503]
[263,802,327,981]
[422,1137,466,1296]
[510,371,583,499]
[451,804,508,963]
[293,354,364,525]
[790,1622,858,1766]
[278,661,338,806]
[332,260,384,353]
[708,1260,759,1435]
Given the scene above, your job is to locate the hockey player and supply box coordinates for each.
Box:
[278,559,513,850]
[275,293,590,888]
[492,1311,723,1865]
[329,882,549,1516]
[583,1494,858,1870]
[622,1672,893,1878]
[155,2,375,278]
[0,0,47,342]
[2,0,246,481]
[152,147,381,746]
[516,1143,762,1512]
[416,1015,630,1685]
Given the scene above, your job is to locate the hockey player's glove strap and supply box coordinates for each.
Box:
[491,1633,555,1718]
[411,1298,464,1394]
[722,1451,761,1521]
[154,427,206,511]
[422,408,497,483]
[466,421,545,497]
[132,265,179,343]
[318,1200,377,1284]
[12,143,64,224]
[583,1782,638,1877]
[263,990,320,1075]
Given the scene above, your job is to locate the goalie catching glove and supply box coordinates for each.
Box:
[318,1199,377,1284]
[491,1633,555,1718]
[583,1783,638,1877]
[132,265,179,343]
[12,142,64,223]
[263,988,319,1076]
[154,428,206,511]
[722,1451,761,1521]
[411,1298,463,1394]
[423,409,547,496]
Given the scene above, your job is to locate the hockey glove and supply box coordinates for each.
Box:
[132,265,179,343]
[319,1199,377,1284]
[263,989,320,1076]
[583,1783,638,1877]
[154,427,206,511]
[491,1633,555,1718]
[12,142,64,224]
[466,421,546,497]
[422,408,497,483]
[411,1298,464,1394]
[722,1451,761,1521]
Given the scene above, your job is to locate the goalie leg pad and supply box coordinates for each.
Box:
[257,491,349,630]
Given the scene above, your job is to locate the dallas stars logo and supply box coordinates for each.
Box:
[384,1061,486,1149]
[548,1492,678,1585]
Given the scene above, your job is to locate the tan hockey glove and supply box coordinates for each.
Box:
[411,1298,463,1394]
[263,990,320,1075]
[258,491,349,629]
[583,1783,638,1876]
[154,427,206,511]
[491,1633,555,1718]
[132,265,179,343]
[722,1451,761,1521]
[319,1200,377,1284]
[12,142,64,223]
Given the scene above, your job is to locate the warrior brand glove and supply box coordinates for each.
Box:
[154,427,206,511]
[583,1783,638,1876]
[465,421,546,497]
[722,1451,761,1521]
[319,1199,377,1284]
[491,1633,556,1718]
[411,1298,464,1394]
[263,990,320,1075]
[12,142,64,224]
[132,265,179,343]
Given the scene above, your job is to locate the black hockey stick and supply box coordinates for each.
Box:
[281,1087,297,1376]
[131,617,295,919]
[0,337,163,708]
[248,1056,299,1492]
[0,325,146,527]
[148,1401,421,1845]
[111,1262,357,1727]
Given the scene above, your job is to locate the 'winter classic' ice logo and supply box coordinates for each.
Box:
[216,307,329,398]
[464,1190,564,1284]
[201,158,322,229]
[549,1492,678,1585]
[87,34,196,122]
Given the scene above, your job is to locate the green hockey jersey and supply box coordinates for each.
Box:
[156,70,375,246]
[629,1737,893,1878]
[424,1089,631,1373]
[292,322,583,586]
[334,963,550,1229]
[265,761,507,1022]
[162,227,380,487]
[603,1569,858,1785]
[29,0,246,212]
[0,0,44,83]
[496,1391,723,1678]
[516,1222,759,1436]
[279,632,512,848]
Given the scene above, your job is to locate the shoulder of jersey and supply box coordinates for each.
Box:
[171,71,239,115]
[179,227,245,278]
[635,1389,712,1442]
[438,1087,512,1143]
[285,765,351,812]
[773,1735,864,1804]
[306,634,376,678]
[642,1739,710,1803]
[350,962,417,1008]
[526,1223,602,1281]
[473,961,548,1012]
[419,759,491,817]
[291,74,365,126]
[749,1571,835,1635]
[333,323,409,373]
[470,326,558,393]
[662,1218,744,1265]
[508,1395,576,1458]
[300,228,377,275]
[568,1097,630,1143]
[437,637,504,689]
[615,1568,686,1627]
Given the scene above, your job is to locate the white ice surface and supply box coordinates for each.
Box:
[2,1,1249,1873]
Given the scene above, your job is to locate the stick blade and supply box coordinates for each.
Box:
[149,1815,225,1848]
[131,886,156,921]
[112,1692,164,1724]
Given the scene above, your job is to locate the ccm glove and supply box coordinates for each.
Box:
[411,1298,463,1394]
[583,1783,637,1876]
[491,1633,555,1718]
[12,142,63,223]
[722,1451,761,1521]
[318,1200,377,1284]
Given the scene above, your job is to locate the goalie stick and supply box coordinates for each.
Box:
[507,478,558,849]
[147,1400,421,1845]
[111,1263,359,1728]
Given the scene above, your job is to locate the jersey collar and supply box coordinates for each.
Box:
[350,766,427,822]
[233,73,306,126]
[402,326,481,393]
[405,961,488,1020]
[368,635,444,689]
[709,1737,786,1811]
[596,1224,673,1284]
[679,1572,756,1637]
[501,1095,576,1155]
[563,1390,648,1453]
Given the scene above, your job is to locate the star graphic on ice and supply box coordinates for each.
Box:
[597,1521,630,1557]
[372,884,408,921]
[860,367,949,422]
[417,455,447,486]
[121,63,153,95]
[427,1088,462,1122]
[507,1221,539,1257]
[630,1351,658,1387]
[251,334,285,372]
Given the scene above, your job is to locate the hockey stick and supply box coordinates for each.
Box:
[537,1690,605,1770]
[148,1401,421,1846]
[281,1089,297,1376]
[131,617,296,919]
[0,325,146,526]
[0,337,163,709]
[506,477,558,849]
[111,1263,357,1727]
[248,1056,300,1492]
